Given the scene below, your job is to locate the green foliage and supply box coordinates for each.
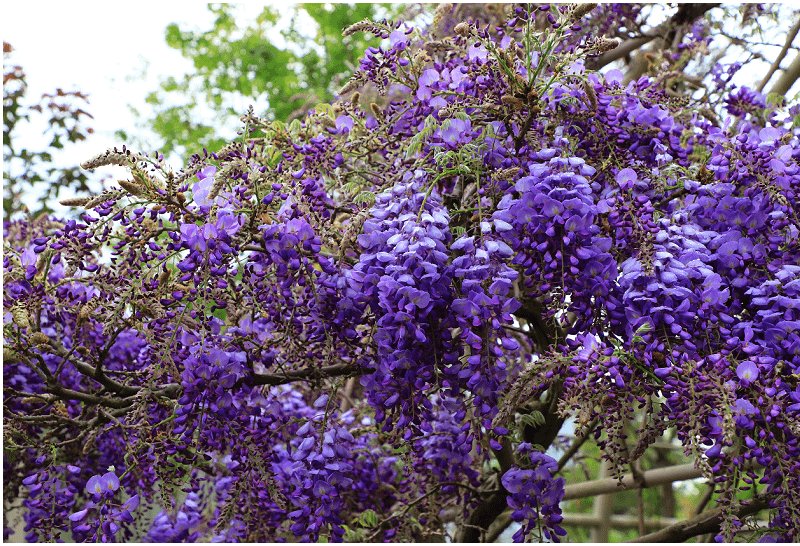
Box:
[3,42,95,218]
[124,3,396,162]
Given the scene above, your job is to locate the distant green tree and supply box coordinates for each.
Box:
[120,3,400,162]
[3,42,95,218]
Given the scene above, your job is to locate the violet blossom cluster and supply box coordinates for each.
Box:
[346,173,455,433]
[4,3,800,542]
[501,447,567,542]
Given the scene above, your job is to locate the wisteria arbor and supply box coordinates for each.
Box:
[4,3,800,543]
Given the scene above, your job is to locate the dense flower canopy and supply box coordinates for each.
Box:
[4,3,799,543]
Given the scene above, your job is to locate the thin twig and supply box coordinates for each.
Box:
[695,482,716,515]
[556,417,598,473]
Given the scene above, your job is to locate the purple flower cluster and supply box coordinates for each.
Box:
[493,153,617,333]
[346,173,455,433]
[502,447,566,542]
[146,490,204,542]
[21,462,80,542]
[5,3,800,542]
[449,233,521,425]
[725,86,767,118]
[413,400,480,492]
[174,346,245,449]
[68,470,140,542]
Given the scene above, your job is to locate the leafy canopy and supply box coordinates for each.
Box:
[119,3,397,161]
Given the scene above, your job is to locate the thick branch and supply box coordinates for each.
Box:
[455,437,516,542]
[563,463,702,501]
[585,4,720,72]
[756,13,800,92]
[585,32,659,72]
[249,363,364,386]
[769,50,800,97]
[522,383,566,448]
[625,494,773,543]
[45,382,132,409]
[457,387,566,542]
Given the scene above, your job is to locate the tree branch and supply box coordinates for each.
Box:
[769,50,800,97]
[757,13,800,92]
[563,463,702,501]
[585,4,720,73]
[557,417,598,472]
[624,494,773,543]
[456,437,516,542]
[249,363,364,386]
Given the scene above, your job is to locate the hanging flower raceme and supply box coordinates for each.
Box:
[346,172,455,435]
[502,446,567,543]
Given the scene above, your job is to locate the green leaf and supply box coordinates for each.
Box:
[359,509,379,528]
[354,191,375,206]
[519,411,546,429]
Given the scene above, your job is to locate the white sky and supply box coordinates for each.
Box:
[4,2,217,147]
[3,2,279,215]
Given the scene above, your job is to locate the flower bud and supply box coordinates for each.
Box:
[59,197,92,207]
[342,19,373,37]
[29,332,51,346]
[582,80,597,110]
[502,95,526,110]
[572,3,598,20]
[12,307,30,329]
[3,347,21,364]
[454,22,472,37]
[118,179,144,197]
[370,102,385,122]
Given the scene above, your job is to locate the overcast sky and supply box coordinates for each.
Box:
[3,2,276,213]
[4,2,221,151]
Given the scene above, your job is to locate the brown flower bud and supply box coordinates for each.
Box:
[454,22,472,37]
[501,95,526,110]
[572,3,598,20]
[582,80,597,110]
[29,332,51,346]
[12,307,30,329]
[342,19,374,37]
[158,268,171,287]
[597,38,618,53]
[3,347,21,364]
[118,179,144,197]
[59,197,92,207]
[438,106,453,119]
[338,73,365,96]
[494,167,521,180]
[370,102,385,122]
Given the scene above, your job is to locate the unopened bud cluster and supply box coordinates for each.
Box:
[342,18,390,38]
[454,22,477,38]
[583,36,619,54]
[559,3,598,23]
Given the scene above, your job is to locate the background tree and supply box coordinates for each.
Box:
[4,3,800,543]
[117,3,404,162]
[3,42,96,219]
